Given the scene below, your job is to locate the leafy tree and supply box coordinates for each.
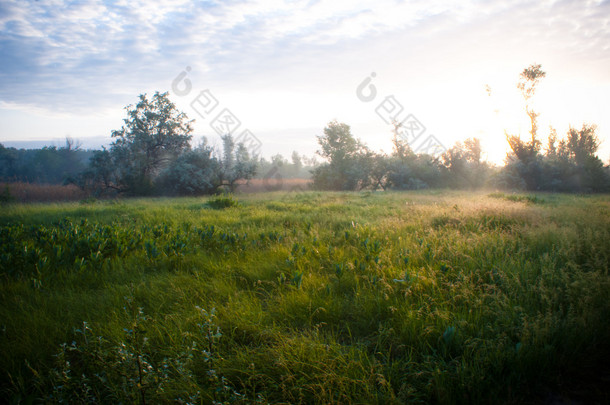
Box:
[369,153,390,190]
[385,123,417,189]
[441,138,488,189]
[109,92,193,194]
[0,144,17,180]
[390,120,415,163]
[442,143,468,188]
[463,137,482,165]
[556,124,609,191]
[1,139,90,184]
[316,121,361,163]
[505,64,546,189]
[546,127,558,157]
[312,121,372,190]
[383,122,444,190]
[560,124,600,165]
[507,64,546,157]
[517,63,546,149]
[291,151,302,172]
[75,148,116,194]
[255,152,316,180]
[157,141,221,195]
[219,134,257,192]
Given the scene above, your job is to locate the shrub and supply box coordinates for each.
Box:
[157,148,221,195]
[206,194,239,209]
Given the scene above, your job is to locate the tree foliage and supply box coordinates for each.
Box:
[312,121,372,190]
[219,134,257,192]
[504,64,547,189]
[441,138,489,189]
[75,93,256,196]
[0,139,90,184]
[107,92,193,194]
[500,64,609,192]
[3,74,608,196]
[157,141,221,195]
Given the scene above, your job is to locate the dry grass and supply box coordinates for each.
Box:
[0,178,314,203]
[234,177,312,193]
[0,182,86,203]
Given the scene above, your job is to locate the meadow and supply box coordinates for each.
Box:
[1,191,609,404]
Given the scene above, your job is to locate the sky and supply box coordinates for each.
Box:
[1,0,609,164]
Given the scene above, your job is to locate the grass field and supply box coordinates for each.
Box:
[1,191,609,404]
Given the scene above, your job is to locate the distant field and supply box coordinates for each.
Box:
[0,182,86,203]
[0,178,312,203]
[1,191,609,404]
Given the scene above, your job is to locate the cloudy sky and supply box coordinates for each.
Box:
[1,0,609,163]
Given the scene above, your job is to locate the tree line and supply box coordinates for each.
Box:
[310,64,609,192]
[310,119,608,192]
[0,139,93,184]
[1,64,608,195]
[0,93,316,197]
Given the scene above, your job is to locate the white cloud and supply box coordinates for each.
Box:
[0,0,609,160]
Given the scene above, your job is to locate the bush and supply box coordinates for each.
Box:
[157,148,221,195]
[206,194,239,209]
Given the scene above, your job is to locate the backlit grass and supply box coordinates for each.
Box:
[1,191,609,403]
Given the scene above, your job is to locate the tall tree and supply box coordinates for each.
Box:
[560,124,600,166]
[114,92,192,192]
[391,120,415,162]
[505,64,546,190]
[557,124,608,191]
[316,121,362,163]
[220,134,257,192]
[506,64,546,162]
[109,92,193,194]
[463,137,482,165]
[313,121,371,190]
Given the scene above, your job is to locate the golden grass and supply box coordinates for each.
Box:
[0,182,86,203]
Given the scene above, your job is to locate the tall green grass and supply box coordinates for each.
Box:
[1,191,609,403]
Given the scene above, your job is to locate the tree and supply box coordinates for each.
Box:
[441,138,488,189]
[442,142,468,188]
[291,151,302,168]
[76,148,116,194]
[220,134,257,192]
[391,120,415,163]
[556,124,609,191]
[1,139,92,185]
[463,137,482,165]
[157,141,221,195]
[507,64,546,158]
[0,144,17,180]
[290,151,303,177]
[110,92,193,194]
[546,127,558,157]
[560,124,600,166]
[369,153,390,190]
[505,64,546,189]
[312,121,371,190]
[382,121,445,190]
[316,121,363,163]
[517,64,545,152]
